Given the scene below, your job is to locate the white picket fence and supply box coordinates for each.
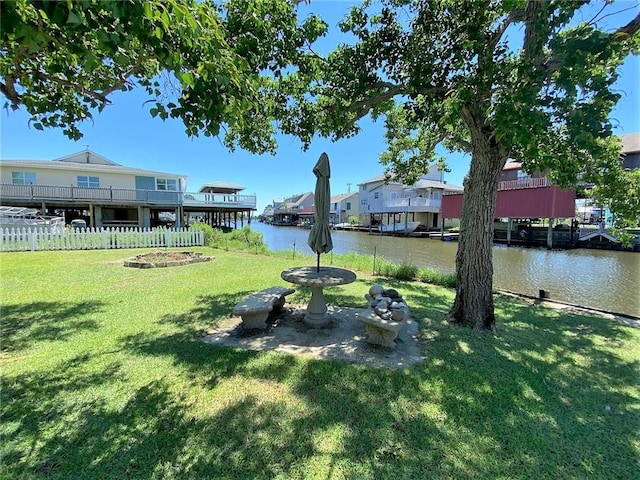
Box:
[0,227,204,252]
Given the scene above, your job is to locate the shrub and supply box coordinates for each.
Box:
[190,223,215,246]
[373,258,397,277]
[394,262,419,281]
[220,226,268,253]
[417,267,457,288]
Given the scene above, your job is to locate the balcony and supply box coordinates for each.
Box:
[0,184,256,210]
[182,192,256,209]
[383,196,441,213]
[498,177,551,191]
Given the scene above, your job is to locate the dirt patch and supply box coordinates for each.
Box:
[203,304,424,369]
[124,251,213,268]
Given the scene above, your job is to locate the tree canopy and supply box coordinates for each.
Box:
[266,0,639,329]
[0,0,324,148]
[2,0,638,332]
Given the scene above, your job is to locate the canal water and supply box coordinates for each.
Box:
[250,222,640,318]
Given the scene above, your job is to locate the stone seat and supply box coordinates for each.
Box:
[356,311,407,349]
[232,286,295,330]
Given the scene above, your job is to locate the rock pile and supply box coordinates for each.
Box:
[364,283,409,322]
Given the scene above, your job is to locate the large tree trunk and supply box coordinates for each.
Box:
[447,112,507,332]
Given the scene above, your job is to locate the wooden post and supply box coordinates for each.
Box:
[507,218,512,246]
[547,218,554,249]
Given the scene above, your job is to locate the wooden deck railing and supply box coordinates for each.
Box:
[498,177,551,190]
[0,184,256,208]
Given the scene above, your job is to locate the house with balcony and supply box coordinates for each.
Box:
[358,165,463,230]
[272,192,314,226]
[0,150,256,228]
[184,181,255,228]
[442,160,576,248]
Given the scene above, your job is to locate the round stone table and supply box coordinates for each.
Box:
[281,266,357,327]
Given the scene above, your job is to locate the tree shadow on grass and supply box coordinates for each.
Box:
[409,295,640,478]
[131,281,640,478]
[3,287,638,478]
[0,300,104,353]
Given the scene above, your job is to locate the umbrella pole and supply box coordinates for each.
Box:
[317,253,320,272]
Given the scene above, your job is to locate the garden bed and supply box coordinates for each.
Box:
[124,250,212,268]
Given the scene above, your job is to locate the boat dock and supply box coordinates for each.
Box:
[331,222,638,251]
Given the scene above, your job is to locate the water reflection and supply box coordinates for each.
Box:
[251,223,639,317]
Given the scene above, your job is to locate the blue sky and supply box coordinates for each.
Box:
[1,1,639,214]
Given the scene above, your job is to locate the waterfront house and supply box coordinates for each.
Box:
[331,192,359,225]
[272,192,314,226]
[185,181,254,228]
[0,150,256,228]
[258,202,279,223]
[358,165,463,229]
[442,159,576,248]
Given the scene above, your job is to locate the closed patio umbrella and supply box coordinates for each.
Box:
[307,152,333,272]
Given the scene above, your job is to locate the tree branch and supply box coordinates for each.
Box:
[487,8,525,51]
[31,70,114,105]
[99,56,145,98]
[544,11,640,77]
[343,83,406,120]
[617,11,640,37]
[0,75,21,105]
[522,0,546,69]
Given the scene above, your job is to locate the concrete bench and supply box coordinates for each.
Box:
[232,286,296,330]
[356,311,407,349]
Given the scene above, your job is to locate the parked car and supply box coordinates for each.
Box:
[70,219,87,230]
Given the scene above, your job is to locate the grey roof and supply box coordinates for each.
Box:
[358,173,462,192]
[502,161,523,170]
[198,181,246,193]
[53,150,119,166]
[282,192,313,208]
[0,158,186,179]
[358,174,403,186]
[620,133,640,154]
[412,179,464,192]
[331,192,358,202]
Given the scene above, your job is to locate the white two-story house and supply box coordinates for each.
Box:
[0,150,256,228]
[358,165,463,230]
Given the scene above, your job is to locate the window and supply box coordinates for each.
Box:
[156,178,177,191]
[346,202,351,210]
[374,192,379,199]
[77,175,100,188]
[11,172,36,185]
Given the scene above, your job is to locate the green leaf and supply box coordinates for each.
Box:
[143,2,153,20]
[66,11,82,25]
[180,72,194,87]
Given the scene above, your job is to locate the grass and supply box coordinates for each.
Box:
[1,247,639,479]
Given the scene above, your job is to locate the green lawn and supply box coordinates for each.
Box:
[1,248,638,479]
